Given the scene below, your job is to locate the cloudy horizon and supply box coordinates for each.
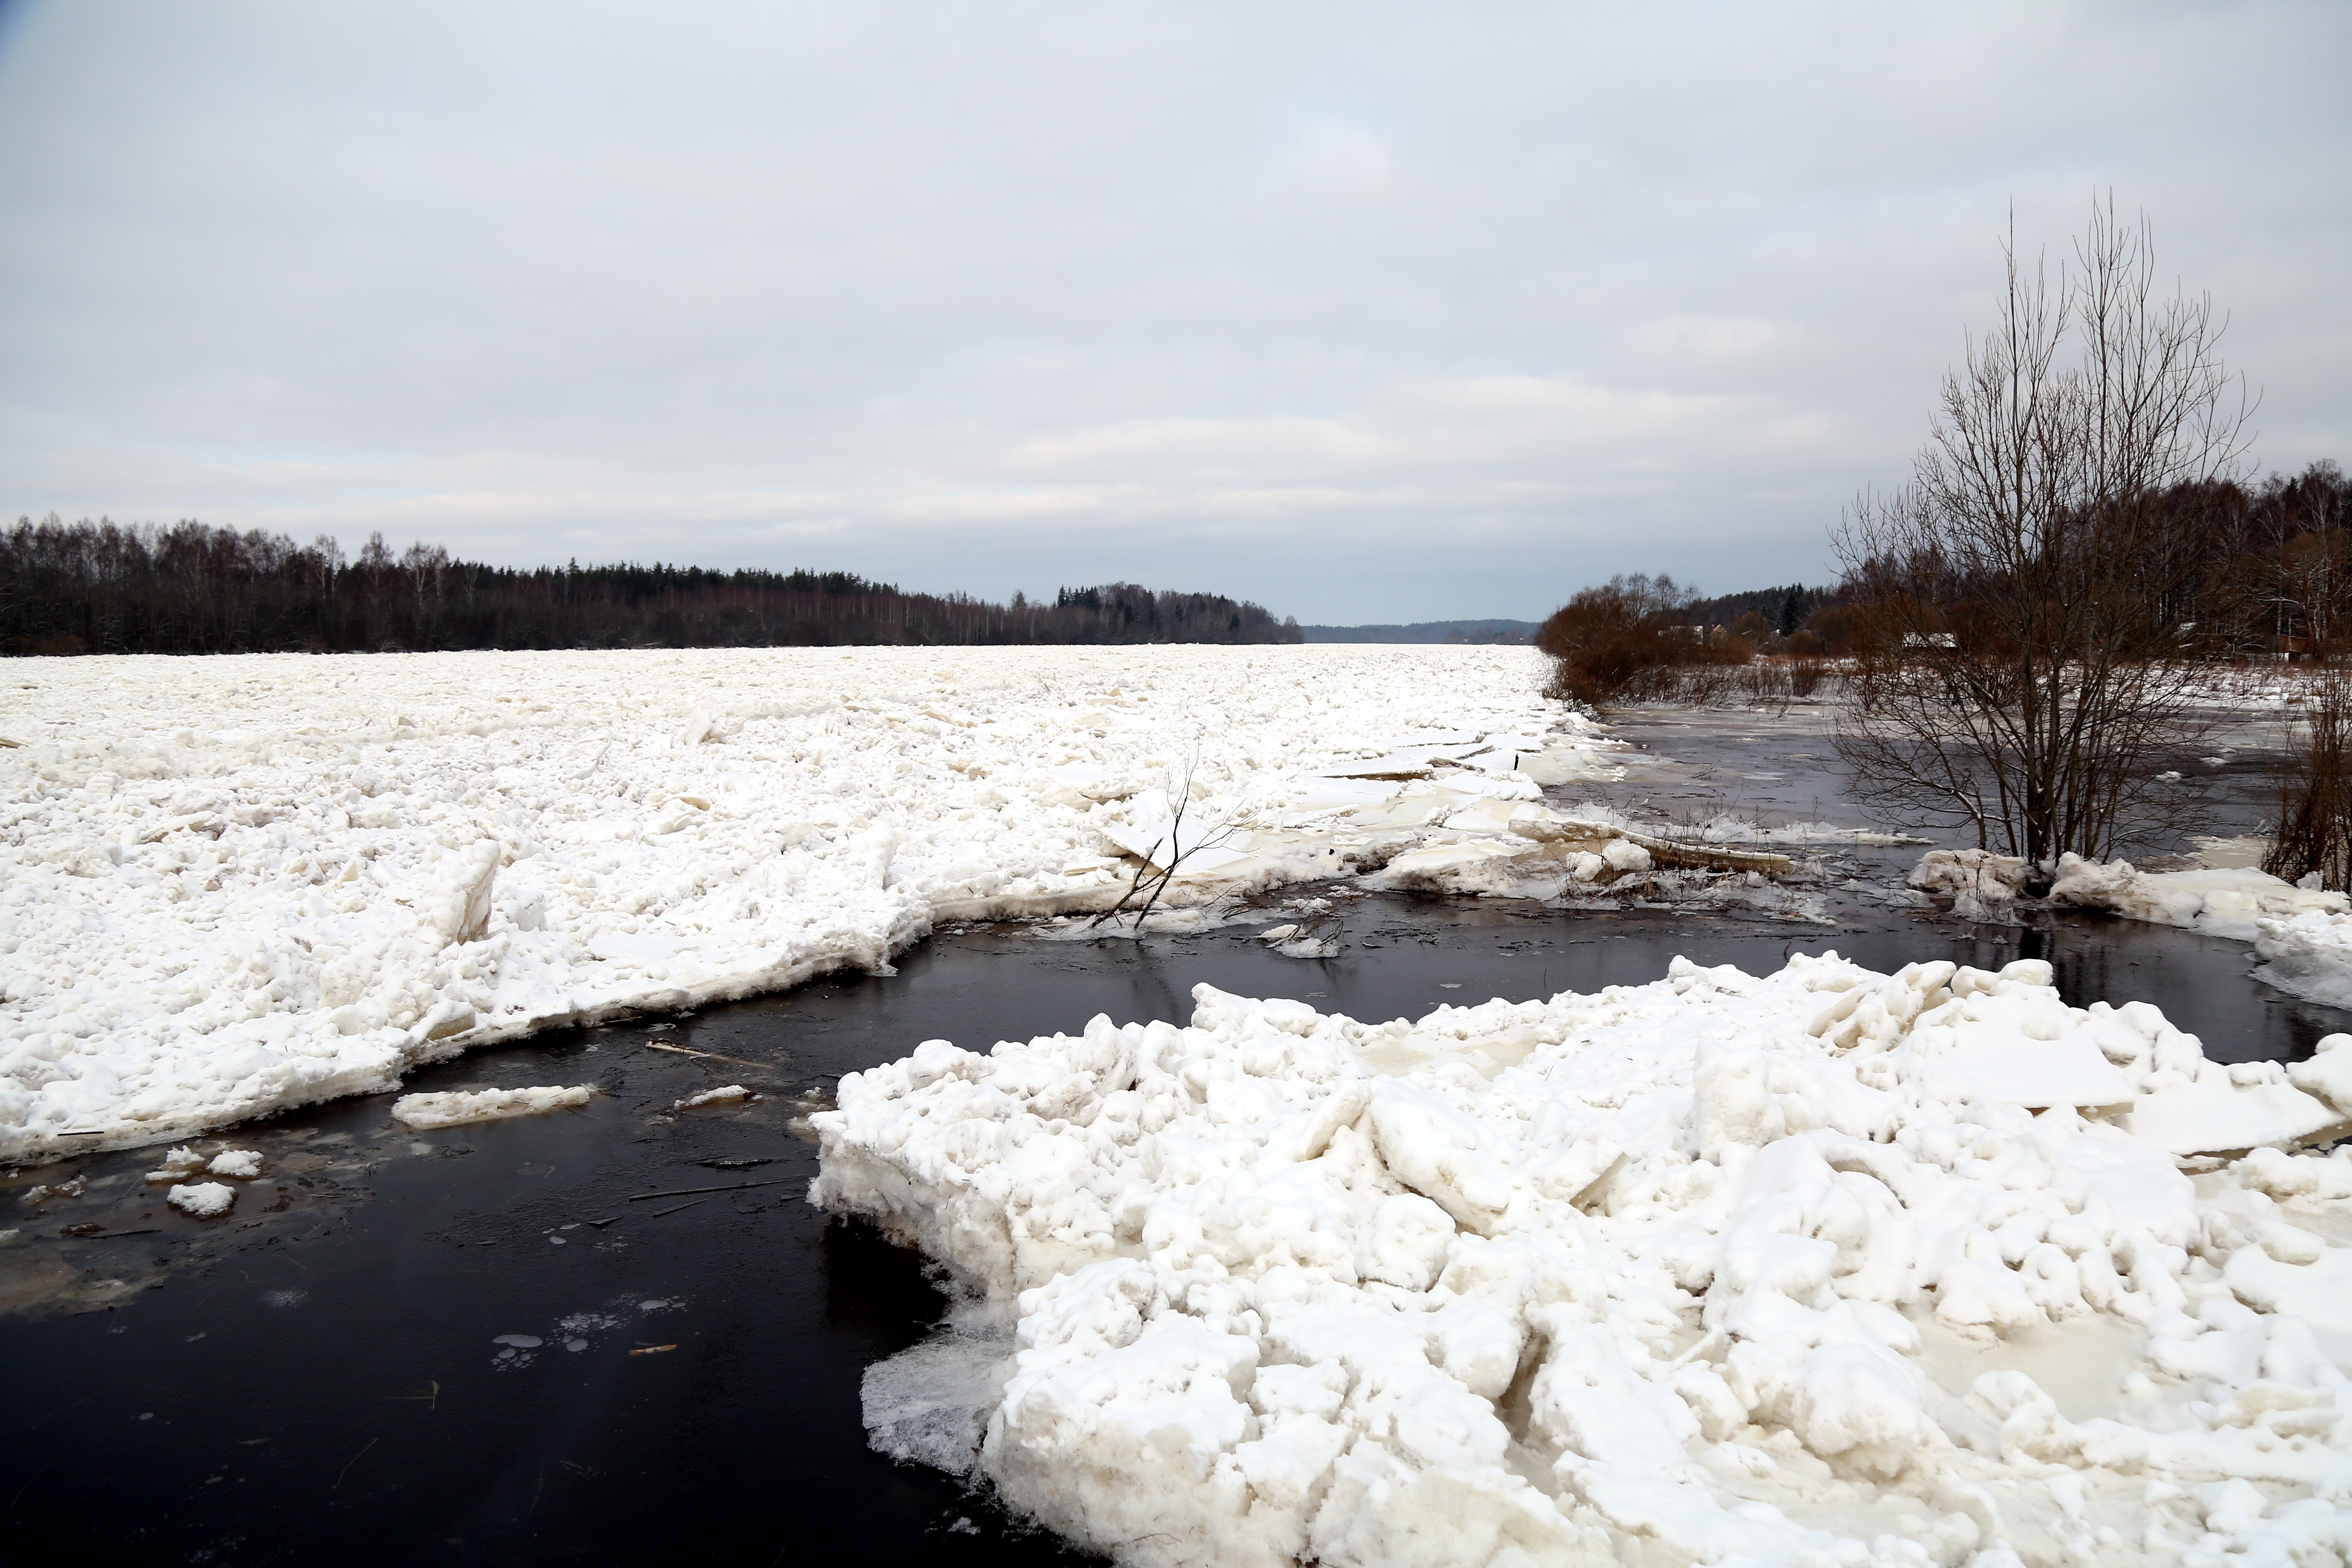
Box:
[2,1,2345,625]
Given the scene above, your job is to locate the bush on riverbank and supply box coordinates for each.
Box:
[2266,669,2352,891]
[1535,574,1753,706]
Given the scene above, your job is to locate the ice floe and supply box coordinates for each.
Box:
[166,1180,236,1218]
[389,1084,595,1129]
[1910,847,2352,1007]
[2049,858,2348,943]
[1,646,1622,1158]
[815,952,2352,1568]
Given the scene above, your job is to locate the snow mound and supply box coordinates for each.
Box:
[813,954,2352,1568]
[143,1145,207,1181]
[167,1181,236,1218]
[207,1149,264,1178]
[1,646,1604,1159]
[390,1084,594,1129]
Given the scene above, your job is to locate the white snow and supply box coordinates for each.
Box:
[1905,849,2348,937]
[166,1180,236,1218]
[0,646,1613,1159]
[389,1084,595,1129]
[143,1144,207,1181]
[674,1085,749,1109]
[2048,856,2347,942]
[814,953,2352,1568]
[2252,912,2352,1009]
[206,1148,264,1178]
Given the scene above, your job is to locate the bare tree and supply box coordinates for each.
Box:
[1833,197,2254,876]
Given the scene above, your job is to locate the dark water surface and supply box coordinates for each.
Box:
[3,704,2338,1567]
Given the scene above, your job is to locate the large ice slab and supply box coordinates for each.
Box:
[1,647,1610,1158]
[813,951,2352,1567]
[2050,856,2348,941]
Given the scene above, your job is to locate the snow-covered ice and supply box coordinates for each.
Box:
[1908,849,2352,939]
[2049,857,2347,943]
[143,1144,207,1181]
[166,1180,235,1218]
[1913,848,2352,1006]
[0,646,1618,1159]
[206,1148,263,1178]
[815,954,2352,1568]
[1572,802,1924,849]
[2252,912,2352,1009]
[1907,851,2038,922]
[389,1085,595,1129]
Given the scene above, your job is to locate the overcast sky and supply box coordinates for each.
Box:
[1,2,2345,624]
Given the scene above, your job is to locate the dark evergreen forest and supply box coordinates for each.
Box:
[0,518,1302,655]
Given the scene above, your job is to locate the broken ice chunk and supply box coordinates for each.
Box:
[2288,1034,2352,1117]
[2121,1072,2341,1156]
[425,839,500,946]
[167,1182,236,1218]
[1601,838,1651,873]
[207,1149,264,1179]
[144,1145,207,1182]
[391,1085,595,1129]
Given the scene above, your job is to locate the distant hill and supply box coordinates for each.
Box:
[1301,619,1539,645]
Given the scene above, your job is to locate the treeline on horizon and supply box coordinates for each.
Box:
[1644,463,2352,658]
[1537,463,2351,707]
[0,517,1303,655]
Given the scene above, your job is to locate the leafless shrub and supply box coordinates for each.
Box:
[2264,669,2352,890]
[1090,751,1243,933]
[1832,197,2252,869]
[1732,656,1834,708]
[1537,574,1752,709]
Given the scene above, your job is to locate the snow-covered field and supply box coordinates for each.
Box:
[816,955,2352,1568]
[0,646,1621,1161]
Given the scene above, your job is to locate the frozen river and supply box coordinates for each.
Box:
[5,694,2348,1565]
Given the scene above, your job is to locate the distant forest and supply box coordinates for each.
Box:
[0,517,1303,655]
[1688,584,1825,637]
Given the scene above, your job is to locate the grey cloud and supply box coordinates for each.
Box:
[1,0,2345,622]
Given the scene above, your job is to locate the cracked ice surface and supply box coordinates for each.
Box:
[0,646,1606,1158]
[813,955,2352,1568]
